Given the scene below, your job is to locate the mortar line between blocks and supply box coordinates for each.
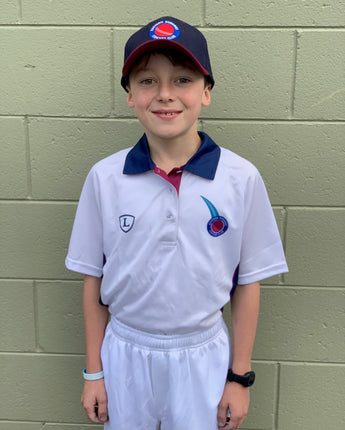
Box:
[24,116,33,198]
[17,0,22,23]
[2,25,345,30]
[201,0,206,25]
[2,114,345,124]
[290,30,299,118]
[274,362,281,430]
[33,280,40,352]
[110,28,115,116]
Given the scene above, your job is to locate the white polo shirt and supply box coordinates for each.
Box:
[66,132,288,334]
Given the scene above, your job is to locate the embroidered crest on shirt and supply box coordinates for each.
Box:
[201,196,228,237]
[119,214,135,233]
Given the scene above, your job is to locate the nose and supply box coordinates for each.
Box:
[157,82,175,102]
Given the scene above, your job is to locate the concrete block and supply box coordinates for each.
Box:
[261,207,286,286]
[205,0,345,26]
[294,31,345,120]
[43,425,102,430]
[254,287,345,362]
[279,363,345,429]
[0,354,88,423]
[0,281,35,352]
[114,28,140,117]
[22,1,202,25]
[0,423,42,430]
[285,208,345,286]
[0,117,28,199]
[0,28,111,116]
[36,281,85,353]
[204,121,345,206]
[242,362,277,429]
[204,30,295,119]
[29,118,143,200]
[0,202,80,280]
[273,207,286,239]
[0,0,18,24]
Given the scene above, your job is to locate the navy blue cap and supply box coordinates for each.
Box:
[121,17,214,91]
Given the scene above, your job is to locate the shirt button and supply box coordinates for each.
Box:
[167,212,175,220]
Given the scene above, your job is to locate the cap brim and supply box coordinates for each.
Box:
[121,39,212,90]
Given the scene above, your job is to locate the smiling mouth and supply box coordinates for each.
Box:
[152,110,181,115]
[153,110,181,117]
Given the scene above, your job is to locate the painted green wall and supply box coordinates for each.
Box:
[1,1,344,429]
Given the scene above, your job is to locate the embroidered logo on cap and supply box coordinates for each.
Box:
[201,196,228,237]
[149,20,180,40]
[119,214,135,233]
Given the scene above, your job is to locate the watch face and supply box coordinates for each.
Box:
[247,371,255,386]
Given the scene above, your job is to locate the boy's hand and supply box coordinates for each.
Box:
[217,382,250,429]
[81,379,108,423]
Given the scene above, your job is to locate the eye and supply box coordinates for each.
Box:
[140,78,155,85]
[176,77,191,84]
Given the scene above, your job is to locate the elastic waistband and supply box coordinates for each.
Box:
[109,317,225,351]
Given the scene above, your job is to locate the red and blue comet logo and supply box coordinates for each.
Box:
[149,20,180,40]
[201,196,228,237]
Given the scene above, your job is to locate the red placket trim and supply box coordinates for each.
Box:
[154,166,183,194]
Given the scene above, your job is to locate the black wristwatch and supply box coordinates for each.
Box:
[227,369,255,387]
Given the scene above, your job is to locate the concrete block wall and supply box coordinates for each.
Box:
[1,1,344,429]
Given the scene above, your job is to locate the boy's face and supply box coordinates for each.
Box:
[126,53,211,144]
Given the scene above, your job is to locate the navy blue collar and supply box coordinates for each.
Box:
[123,132,220,180]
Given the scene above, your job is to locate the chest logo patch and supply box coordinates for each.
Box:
[201,196,228,237]
[119,214,135,233]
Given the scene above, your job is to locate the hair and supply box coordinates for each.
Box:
[126,49,213,89]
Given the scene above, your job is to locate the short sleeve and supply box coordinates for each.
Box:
[65,168,104,277]
[238,169,288,285]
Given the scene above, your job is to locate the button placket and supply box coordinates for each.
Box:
[163,183,178,243]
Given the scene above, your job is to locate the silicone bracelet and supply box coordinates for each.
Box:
[83,368,104,381]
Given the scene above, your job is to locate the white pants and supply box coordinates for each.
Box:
[101,317,230,430]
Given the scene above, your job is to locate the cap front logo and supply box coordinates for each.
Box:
[150,20,180,40]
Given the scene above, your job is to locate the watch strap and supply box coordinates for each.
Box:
[227,368,255,387]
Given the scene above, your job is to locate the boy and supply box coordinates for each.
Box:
[66,17,288,430]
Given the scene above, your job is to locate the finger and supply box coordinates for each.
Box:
[219,421,233,430]
[227,417,243,430]
[97,399,109,422]
[84,403,99,423]
[217,404,228,428]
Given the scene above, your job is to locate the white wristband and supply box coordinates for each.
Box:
[83,368,104,381]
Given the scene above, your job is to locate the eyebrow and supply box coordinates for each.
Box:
[132,66,152,75]
[134,65,199,76]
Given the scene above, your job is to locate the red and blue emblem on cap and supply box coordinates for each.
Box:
[149,20,180,40]
[201,196,228,237]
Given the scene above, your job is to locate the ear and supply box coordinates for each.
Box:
[127,90,135,108]
[201,84,211,107]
